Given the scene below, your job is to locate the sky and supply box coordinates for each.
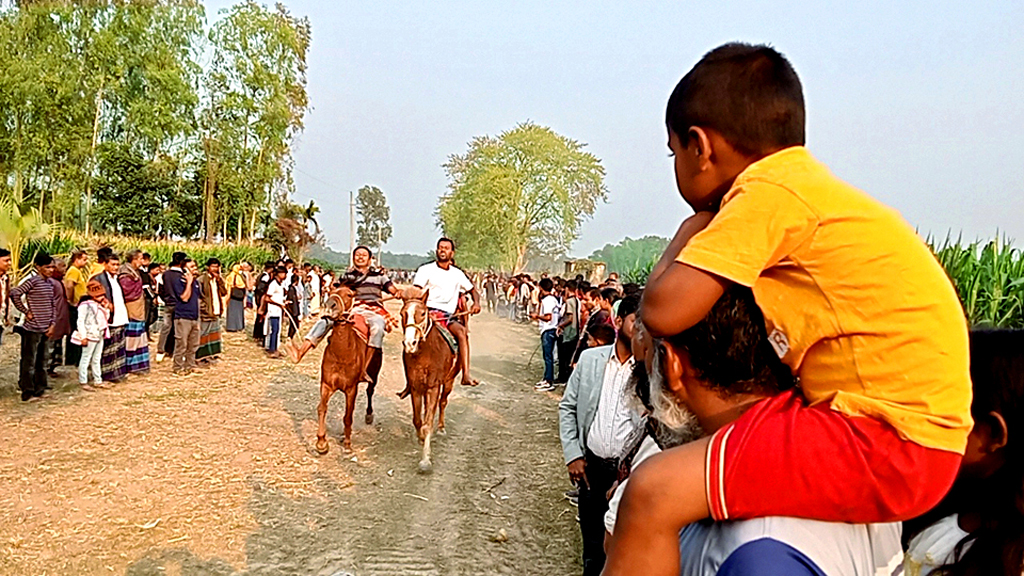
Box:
[208,0,1024,257]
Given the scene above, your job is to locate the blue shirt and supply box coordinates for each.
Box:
[171,274,200,320]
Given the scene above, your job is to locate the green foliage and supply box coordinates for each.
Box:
[0,196,52,279]
[588,235,669,276]
[437,122,607,272]
[0,1,309,243]
[931,235,1024,328]
[356,185,392,252]
[22,231,277,273]
[90,143,201,237]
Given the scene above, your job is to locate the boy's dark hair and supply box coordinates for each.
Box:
[0,248,10,258]
[274,266,287,276]
[264,261,276,270]
[96,247,114,264]
[206,258,221,267]
[437,237,455,250]
[142,252,151,260]
[667,42,805,157]
[539,278,553,292]
[587,287,601,300]
[617,293,641,320]
[937,330,1024,576]
[664,286,794,397]
[34,252,53,267]
[623,283,642,296]
[590,324,616,346]
[171,251,187,266]
[354,245,372,257]
[566,279,578,292]
[599,287,620,305]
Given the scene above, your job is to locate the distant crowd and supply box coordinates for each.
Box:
[0,245,420,399]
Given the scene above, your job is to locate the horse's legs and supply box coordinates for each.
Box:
[419,384,440,473]
[315,382,333,455]
[365,347,382,425]
[438,371,454,435]
[342,384,358,452]
[411,389,424,441]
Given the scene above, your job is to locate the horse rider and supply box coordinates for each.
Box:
[411,237,481,387]
[287,246,399,381]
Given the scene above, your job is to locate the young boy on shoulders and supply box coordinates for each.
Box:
[606,42,972,576]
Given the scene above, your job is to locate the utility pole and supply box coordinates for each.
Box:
[349,190,356,267]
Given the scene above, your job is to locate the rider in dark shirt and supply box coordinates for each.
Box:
[287,247,399,381]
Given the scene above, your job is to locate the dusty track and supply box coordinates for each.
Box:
[0,309,580,575]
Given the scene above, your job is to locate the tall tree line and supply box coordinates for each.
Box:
[0,0,310,242]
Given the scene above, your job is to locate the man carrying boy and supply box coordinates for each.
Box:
[558,294,643,576]
[606,43,971,575]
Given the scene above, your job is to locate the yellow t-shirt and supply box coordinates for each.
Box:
[65,265,89,305]
[678,146,972,454]
[88,262,105,280]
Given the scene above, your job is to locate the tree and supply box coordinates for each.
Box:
[436,122,607,272]
[588,235,670,275]
[355,185,392,253]
[201,0,311,242]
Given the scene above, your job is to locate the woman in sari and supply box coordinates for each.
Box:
[118,250,150,375]
[224,263,247,332]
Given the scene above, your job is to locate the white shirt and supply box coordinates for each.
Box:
[605,435,661,534]
[538,294,560,332]
[904,515,971,576]
[586,351,637,459]
[413,262,474,315]
[107,272,129,327]
[266,280,286,318]
[210,277,221,316]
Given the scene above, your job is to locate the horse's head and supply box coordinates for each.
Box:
[323,285,356,321]
[400,287,431,354]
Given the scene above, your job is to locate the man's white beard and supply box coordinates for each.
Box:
[649,347,706,448]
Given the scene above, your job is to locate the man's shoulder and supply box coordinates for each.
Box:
[578,345,612,364]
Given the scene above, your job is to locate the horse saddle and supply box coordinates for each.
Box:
[427,310,459,354]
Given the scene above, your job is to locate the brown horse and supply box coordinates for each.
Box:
[400,288,459,473]
[315,286,382,454]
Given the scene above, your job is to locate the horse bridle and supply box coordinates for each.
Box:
[326,292,356,322]
[403,300,433,344]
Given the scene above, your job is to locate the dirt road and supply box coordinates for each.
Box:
[0,310,581,575]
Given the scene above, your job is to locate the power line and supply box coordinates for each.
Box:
[293,167,348,192]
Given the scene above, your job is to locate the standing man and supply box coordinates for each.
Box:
[252,261,274,344]
[0,248,11,347]
[139,252,158,335]
[558,294,642,576]
[556,279,580,384]
[530,277,561,392]
[261,266,288,358]
[95,251,129,384]
[63,250,90,368]
[412,238,481,387]
[156,252,186,361]
[484,274,498,314]
[46,257,71,377]
[118,250,150,376]
[170,258,201,376]
[10,252,58,401]
[197,258,227,365]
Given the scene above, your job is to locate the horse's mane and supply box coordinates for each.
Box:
[402,286,426,300]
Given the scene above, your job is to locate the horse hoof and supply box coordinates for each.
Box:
[437,427,446,437]
[365,412,374,425]
[315,439,329,455]
[418,460,433,474]
[342,440,353,452]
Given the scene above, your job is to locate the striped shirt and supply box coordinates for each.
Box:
[11,274,57,333]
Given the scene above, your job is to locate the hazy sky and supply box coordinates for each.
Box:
[208,0,1023,256]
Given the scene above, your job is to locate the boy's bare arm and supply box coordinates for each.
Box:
[642,212,728,338]
[604,437,711,576]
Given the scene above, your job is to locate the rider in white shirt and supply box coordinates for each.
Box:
[412,237,482,387]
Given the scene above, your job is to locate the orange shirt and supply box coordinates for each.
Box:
[678,146,972,454]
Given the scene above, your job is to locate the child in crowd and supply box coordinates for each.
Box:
[904,329,1024,576]
[607,43,972,576]
[75,280,110,391]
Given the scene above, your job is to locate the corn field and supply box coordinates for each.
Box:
[18,232,280,277]
[931,236,1024,329]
